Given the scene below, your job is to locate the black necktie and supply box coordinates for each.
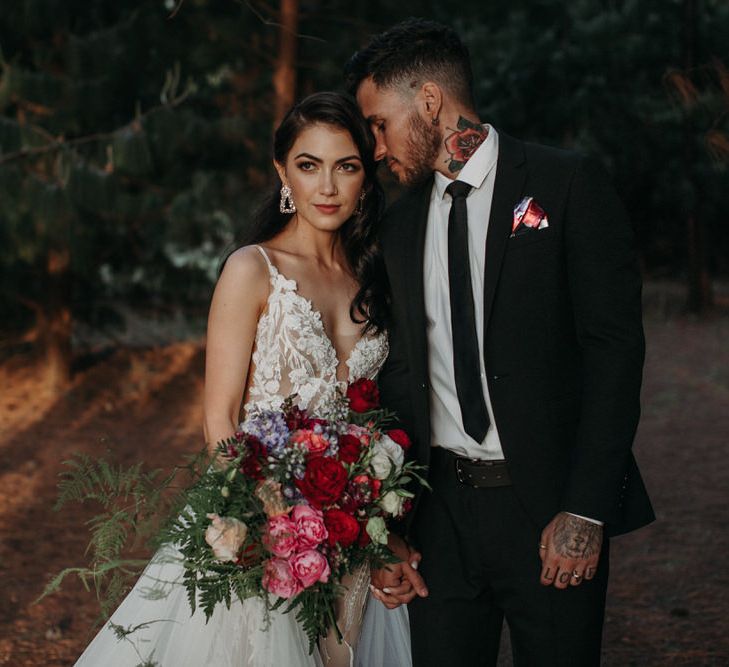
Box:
[446,180,491,443]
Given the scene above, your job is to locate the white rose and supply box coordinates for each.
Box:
[365,516,389,545]
[369,434,405,480]
[370,450,392,480]
[379,490,404,516]
[204,513,248,562]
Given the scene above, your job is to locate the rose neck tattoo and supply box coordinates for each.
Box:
[443,116,488,174]
[553,513,602,559]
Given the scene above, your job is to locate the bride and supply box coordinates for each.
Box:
[74,92,412,666]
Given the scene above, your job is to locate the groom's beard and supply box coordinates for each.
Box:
[396,112,441,187]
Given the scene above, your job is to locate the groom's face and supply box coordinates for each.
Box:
[356,77,441,186]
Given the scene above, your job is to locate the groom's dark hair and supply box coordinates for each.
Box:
[344,18,475,108]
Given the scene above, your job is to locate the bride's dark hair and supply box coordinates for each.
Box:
[243,91,388,333]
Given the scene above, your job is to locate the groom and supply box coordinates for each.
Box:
[346,18,654,666]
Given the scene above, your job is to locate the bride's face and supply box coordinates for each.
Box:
[275,123,365,234]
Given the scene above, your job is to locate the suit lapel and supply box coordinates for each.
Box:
[400,176,434,448]
[483,132,526,336]
[404,177,433,371]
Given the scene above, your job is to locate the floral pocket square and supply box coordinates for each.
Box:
[511,196,549,237]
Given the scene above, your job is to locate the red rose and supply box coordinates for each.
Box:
[324,509,361,547]
[240,436,267,480]
[338,434,363,464]
[296,456,348,508]
[346,378,380,413]
[386,429,412,451]
[444,127,484,164]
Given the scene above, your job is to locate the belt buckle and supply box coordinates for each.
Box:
[455,457,481,485]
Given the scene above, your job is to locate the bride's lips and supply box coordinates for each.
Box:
[314,204,341,214]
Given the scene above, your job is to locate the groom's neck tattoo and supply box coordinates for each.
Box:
[443,116,488,174]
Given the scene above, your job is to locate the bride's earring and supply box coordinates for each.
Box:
[354,190,365,216]
[279,184,296,214]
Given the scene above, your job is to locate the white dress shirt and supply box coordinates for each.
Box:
[422,126,603,526]
[424,125,502,460]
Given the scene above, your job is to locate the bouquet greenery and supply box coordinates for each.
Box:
[45,378,427,652]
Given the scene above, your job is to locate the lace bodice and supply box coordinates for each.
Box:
[244,246,389,416]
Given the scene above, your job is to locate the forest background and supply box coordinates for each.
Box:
[1,1,728,665]
[1,0,728,386]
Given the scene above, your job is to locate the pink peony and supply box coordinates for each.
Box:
[262,558,302,599]
[290,549,331,588]
[263,515,298,558]
[291,504,328,549]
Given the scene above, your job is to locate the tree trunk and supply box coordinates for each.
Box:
[272,0,299,129]
[683,0,713,313]
[42,246,72,392]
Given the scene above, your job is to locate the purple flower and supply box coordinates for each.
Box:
[241,410,290,457]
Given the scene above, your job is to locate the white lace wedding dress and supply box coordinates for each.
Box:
[74,245,412,666]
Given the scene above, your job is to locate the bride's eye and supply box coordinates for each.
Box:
[297,161,317,171]
[338,162,361,173]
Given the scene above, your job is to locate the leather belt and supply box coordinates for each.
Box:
[432,447,512,488]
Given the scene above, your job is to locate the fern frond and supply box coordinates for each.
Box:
[87,510,130,561]
[55,454,160,511]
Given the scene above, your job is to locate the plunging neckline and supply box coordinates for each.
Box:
[258,247,369,384]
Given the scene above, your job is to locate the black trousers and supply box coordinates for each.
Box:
[408,449,609,667]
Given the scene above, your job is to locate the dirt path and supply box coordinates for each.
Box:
[0,342,205,666]
[0,318,727,666]
[601,317,729,666]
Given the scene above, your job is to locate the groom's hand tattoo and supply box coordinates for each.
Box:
[540,512,602,589]
[553,513,602,559]
[443,116,488,174]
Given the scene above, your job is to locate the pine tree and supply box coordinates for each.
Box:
[0,0,276,389]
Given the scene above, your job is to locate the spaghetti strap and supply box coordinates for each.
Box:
[254,244,277,277]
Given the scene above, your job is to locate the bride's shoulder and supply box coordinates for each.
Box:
[223,244,269,272]
[214,245,271,302]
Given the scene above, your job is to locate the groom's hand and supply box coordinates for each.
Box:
[539,512,603,589]
[370,534,428,609]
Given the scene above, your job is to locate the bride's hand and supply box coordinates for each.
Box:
[370,534,428,609]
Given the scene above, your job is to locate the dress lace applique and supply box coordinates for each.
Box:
[245,246,389,417]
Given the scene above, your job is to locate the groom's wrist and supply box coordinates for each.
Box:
[565,511,604,526]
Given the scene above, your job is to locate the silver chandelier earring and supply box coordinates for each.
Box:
[279,184,296,214]
[354,190,365,215]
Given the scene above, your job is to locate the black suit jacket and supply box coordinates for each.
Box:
[378,132,655,538]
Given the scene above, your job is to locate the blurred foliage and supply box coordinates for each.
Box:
[0,0,728,346]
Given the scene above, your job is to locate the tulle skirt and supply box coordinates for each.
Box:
[74,546,412,666]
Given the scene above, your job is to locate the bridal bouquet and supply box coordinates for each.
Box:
[161,378,426,649]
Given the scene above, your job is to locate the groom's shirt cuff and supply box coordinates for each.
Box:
[566,512,604,526]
